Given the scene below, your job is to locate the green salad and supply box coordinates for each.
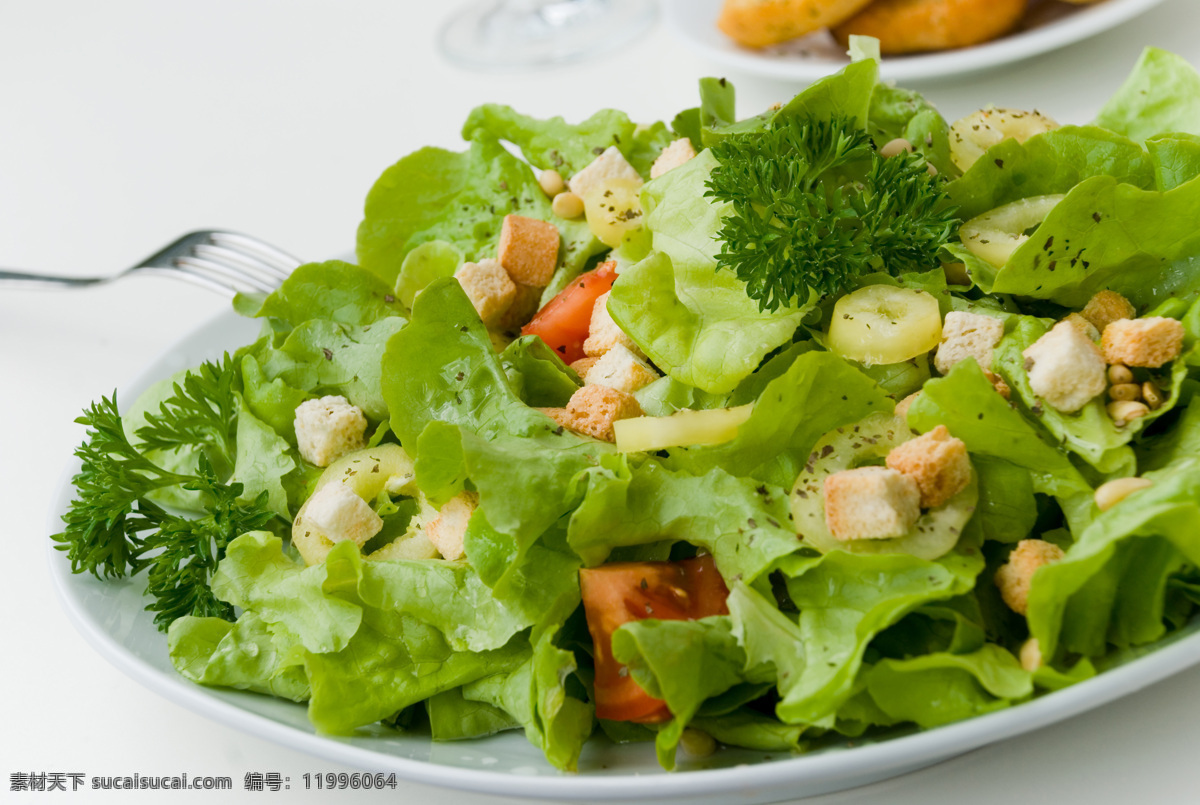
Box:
[54,42,1200,772]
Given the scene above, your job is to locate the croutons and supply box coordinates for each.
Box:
[823,466,922,541]
[832,0,1026,55]
[650,138,697,179]
[886,425,971,508]
[583,291,642,358]
[303,482,382,547]
[584,344,659,394]
[424,491,477,561]
[567,146,642,200]
[294,395,369,467]
[1022,321,1107,413]
[454,258,516,326]
[718,0,874,48]
[1101,317,1185,368]
[1080,290,1136,333]
[983,370,1012,399]
[539,385,643,443]
[495,281,543,334]
[895,391,921,423]
[994,539,1065,615]
[1061,312,1100,342]
[569,357,599,377]
[497,214,560,287]
[934,311,1005,375]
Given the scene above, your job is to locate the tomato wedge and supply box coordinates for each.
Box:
[521,261,617,365]
[579,555,731,723]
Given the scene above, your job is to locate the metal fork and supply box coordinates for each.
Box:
[0,230,302,296]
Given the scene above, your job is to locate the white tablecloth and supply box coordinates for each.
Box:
[5,1,1199,802]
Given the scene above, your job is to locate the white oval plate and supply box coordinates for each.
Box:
[47,306,1200,803]
[665,0,1169,83]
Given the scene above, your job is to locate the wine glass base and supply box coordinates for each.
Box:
[439,0,658,70]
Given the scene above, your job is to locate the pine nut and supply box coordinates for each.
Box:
[1019,638,1043,672]
[1106,400,1149,426]
[1094,476,1153,511]
[1107,364,1134,385]
[880,138,914,158]
[538,169,565,198]
[927,163,939,177]
[680,728,716,758]
[1143,381,1164,410]
[551,191,584,220]
[1108,383,1141,402]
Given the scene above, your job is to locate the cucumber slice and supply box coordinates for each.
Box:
[959,194,1065,269]
[583,178,645,249]
[294,444,431,565]
[613,405,753,452]
[827,285,943,366]
[949,107,1059,172]
[789,412,978,561]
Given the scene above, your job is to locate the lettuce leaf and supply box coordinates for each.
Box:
[567,457,801,581]
[254,261,406,326]
[907,360,1093,506]
[1093,47,1200,142]
[356,136,602,288]
[988,173,1200,310]
[660,351,891,489]
[462,104,673,177]
[744,548,982,726]
[1029,458,1200,658]
[947,126,1154,220]
[606,151,811,394]
[860,645,1031,728]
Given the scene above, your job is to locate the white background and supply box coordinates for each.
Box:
[4,1,1200,802]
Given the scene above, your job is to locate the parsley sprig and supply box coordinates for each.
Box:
[53,356,279,631]
[705,116,958,310]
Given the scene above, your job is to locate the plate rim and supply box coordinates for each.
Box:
[664,0,1171,82]
[45,303,1200,801]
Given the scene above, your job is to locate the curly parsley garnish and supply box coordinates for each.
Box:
[705,115,958,311]
[53,356,279,631]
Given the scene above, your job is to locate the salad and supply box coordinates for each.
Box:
[53,41,1200,773]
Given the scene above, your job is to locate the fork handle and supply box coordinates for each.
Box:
[0,269,104,288]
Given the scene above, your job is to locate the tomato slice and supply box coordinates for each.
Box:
[579,555,731,723]
[521,261,617,365]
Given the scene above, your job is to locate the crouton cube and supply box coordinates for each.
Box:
[1080,290,1136,333]
[823,467,921,541]
[1101,317,1185,368]
[983,370,1012,399]
[424,491,477,561]
[1061,312,1100,342]
[497,215,560,287]
[895,391,922,423]
[934,311,1005,375]
[650,138,698,179]
[886,425,971,508]
[584,344,659,394]
[294,395,369,467]
[1022,321,1107,412]
[569,357,599,377]
[567,146,643,200]
[583,291,642,358]
[455,258,516,326]
[995,539,1065,615]
[536,406,575,433]
[495,281,543,334]
[564,384,643,442]
[304,482,382,547]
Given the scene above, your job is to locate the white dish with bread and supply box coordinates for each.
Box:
[665,0,1169,81]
